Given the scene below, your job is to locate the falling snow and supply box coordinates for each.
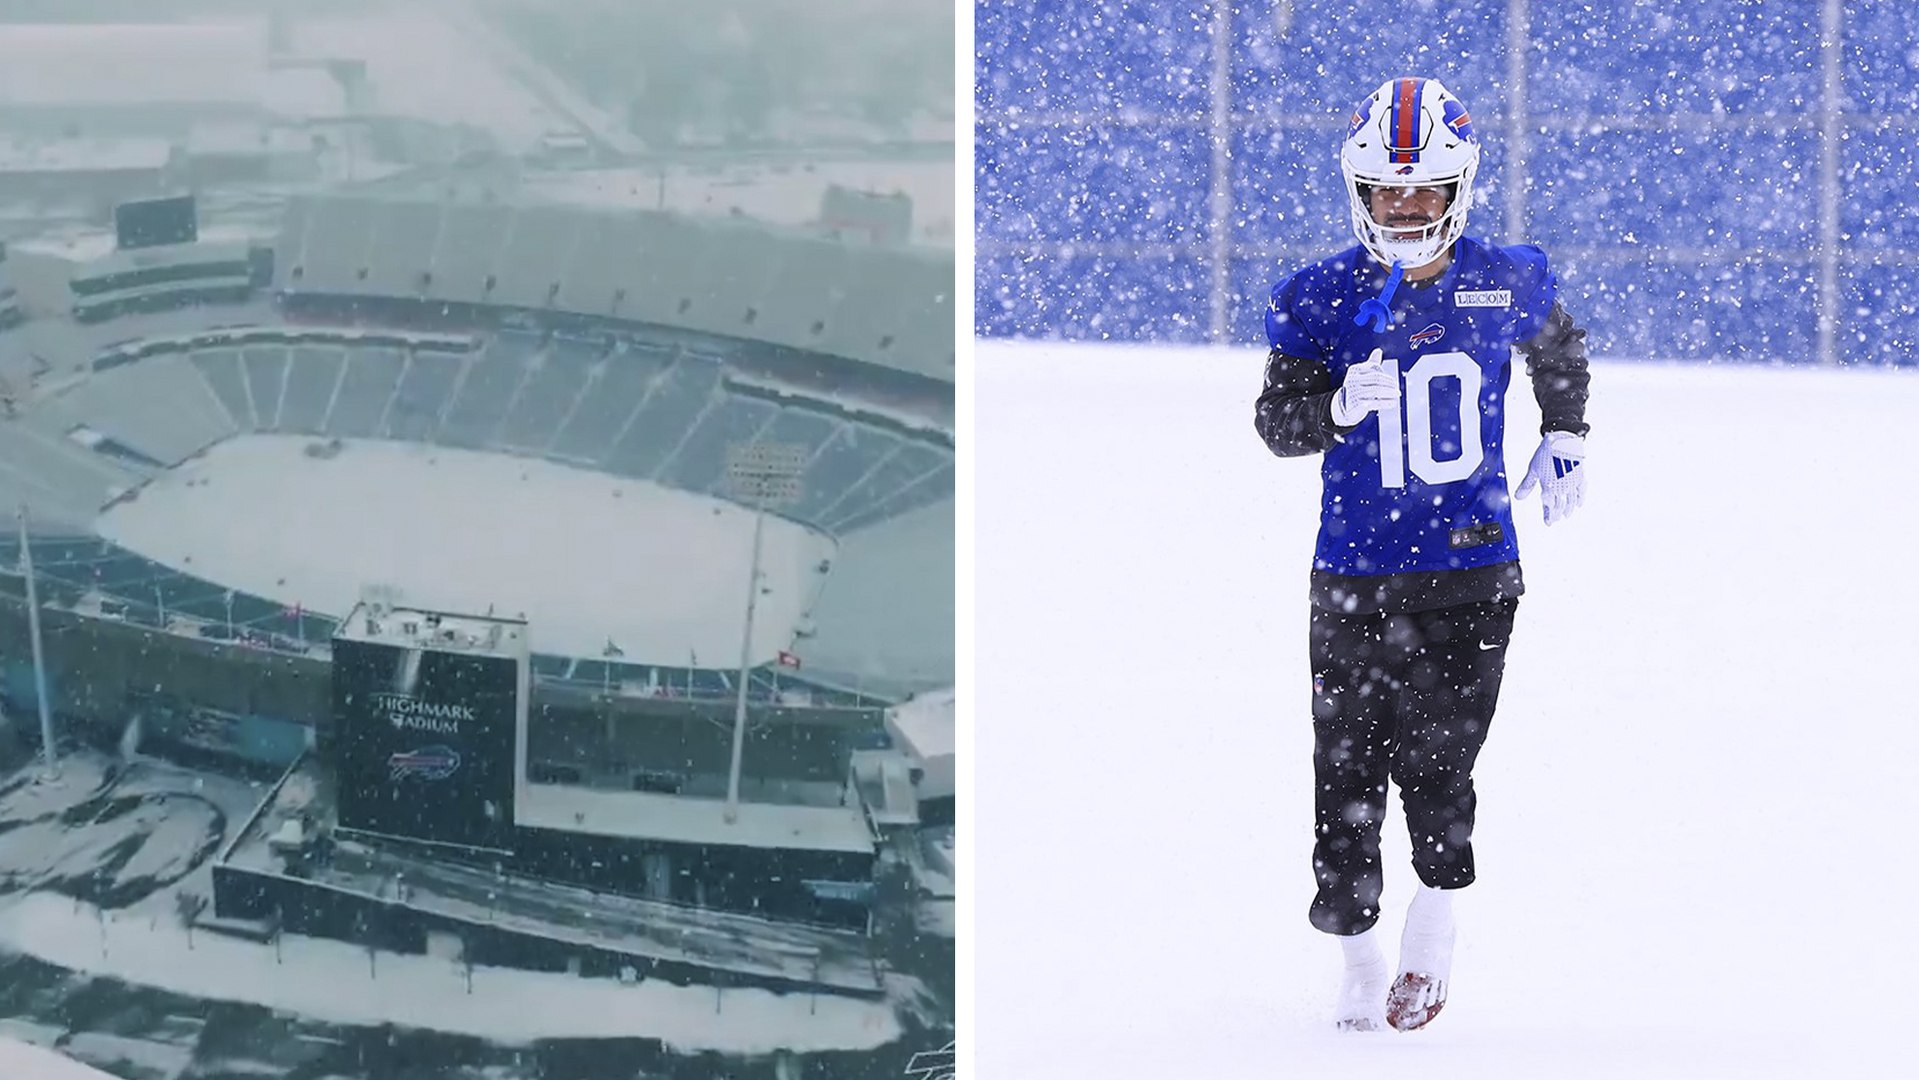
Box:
[977,0,1919,365]
[977,2,1919,1075]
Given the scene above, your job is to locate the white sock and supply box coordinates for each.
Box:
[1341,926,1385,970]
[1405,884,1453,932]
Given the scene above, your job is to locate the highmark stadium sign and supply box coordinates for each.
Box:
[371,692,476,735]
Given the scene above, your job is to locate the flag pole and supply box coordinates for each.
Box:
[721,442,804,825]
[16,505,58,780]
[724,490,766,823]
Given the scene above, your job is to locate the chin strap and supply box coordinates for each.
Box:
[1354,260,1404,332]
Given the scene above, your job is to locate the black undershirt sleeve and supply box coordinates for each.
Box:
[1253,349,1350,457]
[1515,301,1592,437]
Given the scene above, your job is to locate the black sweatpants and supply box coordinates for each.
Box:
[1308,597,1518,936]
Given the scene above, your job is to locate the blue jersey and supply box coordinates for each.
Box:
[1265,237,1557,578]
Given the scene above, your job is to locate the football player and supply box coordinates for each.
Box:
[1255,76,1592,1033]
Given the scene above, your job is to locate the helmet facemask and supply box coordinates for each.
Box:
[1339,78,1482,269]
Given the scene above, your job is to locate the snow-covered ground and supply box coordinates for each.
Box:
[0,752,253,913]
[0,892,900,1055]
[0,1036,117,1080]
[438,0,645,157]
[292,8,565,153]
[976,342,1919,1079]
[0,749,910,1056]
[522,159,956,247]
[95,434,833,665]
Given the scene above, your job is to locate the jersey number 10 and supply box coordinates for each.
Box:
[1367,351,1484,488]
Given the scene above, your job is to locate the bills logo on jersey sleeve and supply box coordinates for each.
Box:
[1410,322,1446,347]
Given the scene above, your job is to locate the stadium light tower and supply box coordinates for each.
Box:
[721,442,806,824]
[14,505,59,780]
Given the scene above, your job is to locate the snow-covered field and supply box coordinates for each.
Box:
[96,435,833,665]
[976,342,1919,1079]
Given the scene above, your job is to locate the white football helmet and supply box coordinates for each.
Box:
[1339,77,1481,268]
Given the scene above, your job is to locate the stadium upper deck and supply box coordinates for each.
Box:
[275,193,954,383]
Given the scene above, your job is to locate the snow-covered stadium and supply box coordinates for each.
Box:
[0,3,955,1074]
[0,192,952,692]
[0,186,954,944]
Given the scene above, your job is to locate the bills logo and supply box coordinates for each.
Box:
[1410,322,1446,347]
[804,879,877,903]
[902,1042,955,1080]
[389,744,461,782]
[1346,99,1373,140]
[1443,99,1474,141]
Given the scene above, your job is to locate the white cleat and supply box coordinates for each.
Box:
[1385,971,1448,1031]
[1388,888,1456,1032]
[1334,951,1389,1032]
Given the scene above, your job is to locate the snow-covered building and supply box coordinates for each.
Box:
[885,688,955,825]
[8,218,270,325]
[0,136,174,219]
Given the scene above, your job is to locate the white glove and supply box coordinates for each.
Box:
[1330,348,1398,427]
[1514,431,1586,525]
